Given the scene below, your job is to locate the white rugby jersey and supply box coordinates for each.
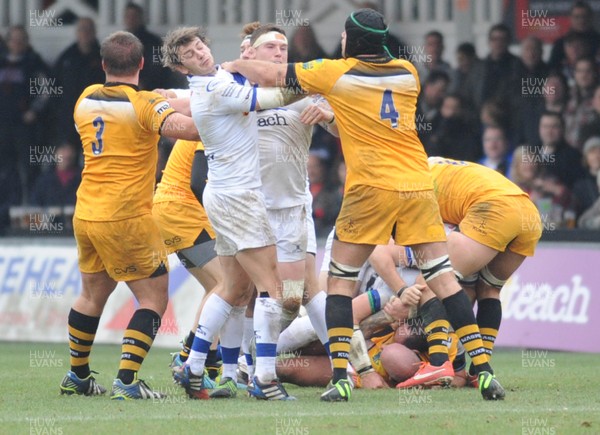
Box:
[188,67,260,190]
[257,95,333,209]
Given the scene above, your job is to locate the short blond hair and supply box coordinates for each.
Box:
[161,26,209,70]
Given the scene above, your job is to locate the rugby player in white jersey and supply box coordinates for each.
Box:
[238,24,339,381]
[162,27,301,401]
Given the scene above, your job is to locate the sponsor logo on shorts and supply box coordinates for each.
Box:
[114,265,137,275]
[165,236,182,246]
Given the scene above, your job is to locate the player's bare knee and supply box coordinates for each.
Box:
[464,287,477,304]
[282,297,301,313]
[280,279,303,314]
[476,285,500,300]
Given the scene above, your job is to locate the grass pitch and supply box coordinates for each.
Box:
[2,342,599,434]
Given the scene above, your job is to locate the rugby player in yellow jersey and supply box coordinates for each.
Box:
[365,159,542,388]
[59,31,200,400]
[152,139,223,385]
[427,156,542,384]
[225,8,504,401]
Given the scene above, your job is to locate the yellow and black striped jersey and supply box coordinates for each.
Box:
[293,58,431,193]
[74,83,175,221]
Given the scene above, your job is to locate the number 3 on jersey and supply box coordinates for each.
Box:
[91,116,105,155]
[380,89,399,128]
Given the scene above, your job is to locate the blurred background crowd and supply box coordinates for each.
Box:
[2,1,600,236]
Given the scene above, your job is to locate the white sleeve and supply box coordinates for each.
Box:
[284,96,312,113]
[208,80,258,114]
[255,87,296,110]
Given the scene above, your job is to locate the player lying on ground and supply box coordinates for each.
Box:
[270,252,468,389]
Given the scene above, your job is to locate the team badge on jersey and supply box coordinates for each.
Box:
[302,59,324,70]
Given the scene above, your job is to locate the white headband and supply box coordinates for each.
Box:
[252,31,288,48]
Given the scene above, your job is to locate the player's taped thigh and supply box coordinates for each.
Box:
[419,255,454,282]
[479,265,507,289]
[176,239,217,269]
[329,259,361,281]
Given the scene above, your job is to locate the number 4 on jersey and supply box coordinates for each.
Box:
[380,89,399,128]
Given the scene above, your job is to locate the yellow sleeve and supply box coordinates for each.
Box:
[293,59,344,96]
[137,91,176,133]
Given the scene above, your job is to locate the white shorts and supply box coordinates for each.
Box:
[204,186,275,256]
[267,205,307,263]
[305,193,317,255]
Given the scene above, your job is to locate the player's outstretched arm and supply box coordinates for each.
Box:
[255,87,304,111]
[167,97,191,116]
[153,88,178,98]
[359,310,393,339]
[222,59,287,87]
[160,113,200,141]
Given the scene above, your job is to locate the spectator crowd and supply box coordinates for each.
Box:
[1,1,600,235]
